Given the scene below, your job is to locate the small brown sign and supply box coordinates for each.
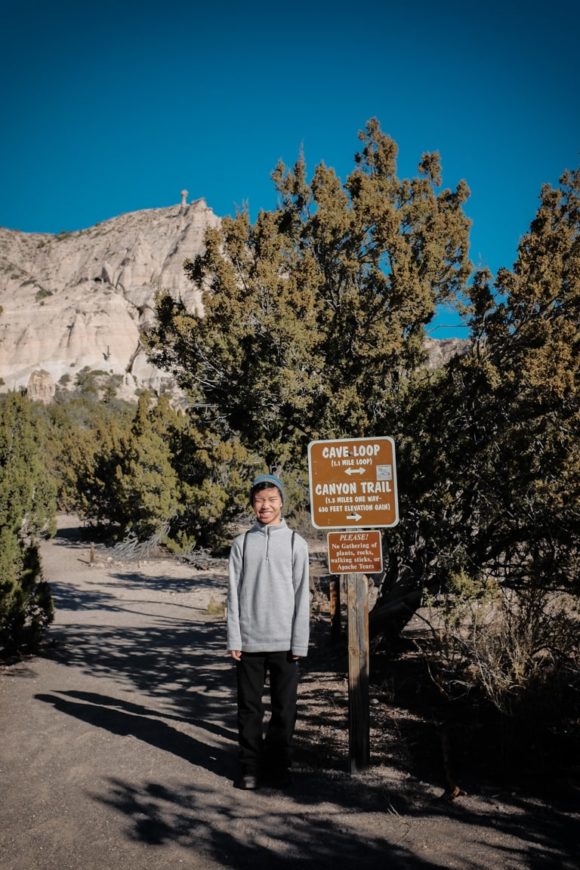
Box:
[308,436,399,529]
[327,530,383,575]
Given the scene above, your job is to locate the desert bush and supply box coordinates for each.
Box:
[73,367,123,401]
[418,573,579,719]
[44,389,261,551]
[0,533,53,653]
[35,288,53,302]
[469,588,579,717]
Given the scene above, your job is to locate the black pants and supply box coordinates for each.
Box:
[236,650,299,775]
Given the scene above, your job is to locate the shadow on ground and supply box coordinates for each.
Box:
[44,617,236,737]
[35,526,580,869]
[88,773,580,869]
[94,777,443,869]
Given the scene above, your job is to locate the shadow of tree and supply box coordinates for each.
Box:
[51,523,92,547]
[49,581,124,612]
[93,776,441,869]
[44,618,236,732]
[49,579,211,616]
[107,572,228,593]
[87,771,580,869]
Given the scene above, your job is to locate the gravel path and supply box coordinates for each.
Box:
[1,517,578,869]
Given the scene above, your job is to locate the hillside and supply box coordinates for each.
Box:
[0,196,219,399]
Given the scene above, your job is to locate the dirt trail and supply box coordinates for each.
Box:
[1,517,578,869]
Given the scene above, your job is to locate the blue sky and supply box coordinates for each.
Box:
[1,0,578,336]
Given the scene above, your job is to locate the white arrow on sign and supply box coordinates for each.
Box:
[346,512,363,521]
[345,467,366,476]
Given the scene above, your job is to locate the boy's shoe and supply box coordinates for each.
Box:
[239,773,259,790]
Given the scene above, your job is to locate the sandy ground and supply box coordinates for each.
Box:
[0,516,578,869]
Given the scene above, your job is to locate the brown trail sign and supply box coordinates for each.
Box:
[308,437,399,529]
[327,530,383,575]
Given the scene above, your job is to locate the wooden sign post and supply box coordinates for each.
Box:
[329,575,341,642]
[347,573,370,772]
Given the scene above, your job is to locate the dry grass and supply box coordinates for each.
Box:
[414,578,580,718]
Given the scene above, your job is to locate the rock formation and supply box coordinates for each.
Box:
[25,369,56,403]
[0,197,219,399]
[423,337,469,369]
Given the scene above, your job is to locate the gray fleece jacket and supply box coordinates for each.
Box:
[227,520,310,657]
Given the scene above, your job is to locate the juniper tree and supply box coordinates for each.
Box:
[384,169,579,600]
[110,392,181,540]
[146,119,472,473]
[165,422,262,551]
[56,413,130,525]
[45,391,135,516]
[0,392,56,653]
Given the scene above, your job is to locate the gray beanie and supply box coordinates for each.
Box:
[250,473,286,504]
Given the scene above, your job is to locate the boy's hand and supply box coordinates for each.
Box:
[230,650,242,661]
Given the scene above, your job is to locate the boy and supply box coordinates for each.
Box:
[227,472,310,790]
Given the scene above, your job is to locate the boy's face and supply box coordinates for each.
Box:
[252,486,283,526]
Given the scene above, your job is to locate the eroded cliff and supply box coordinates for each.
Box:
[0,197,219,398]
